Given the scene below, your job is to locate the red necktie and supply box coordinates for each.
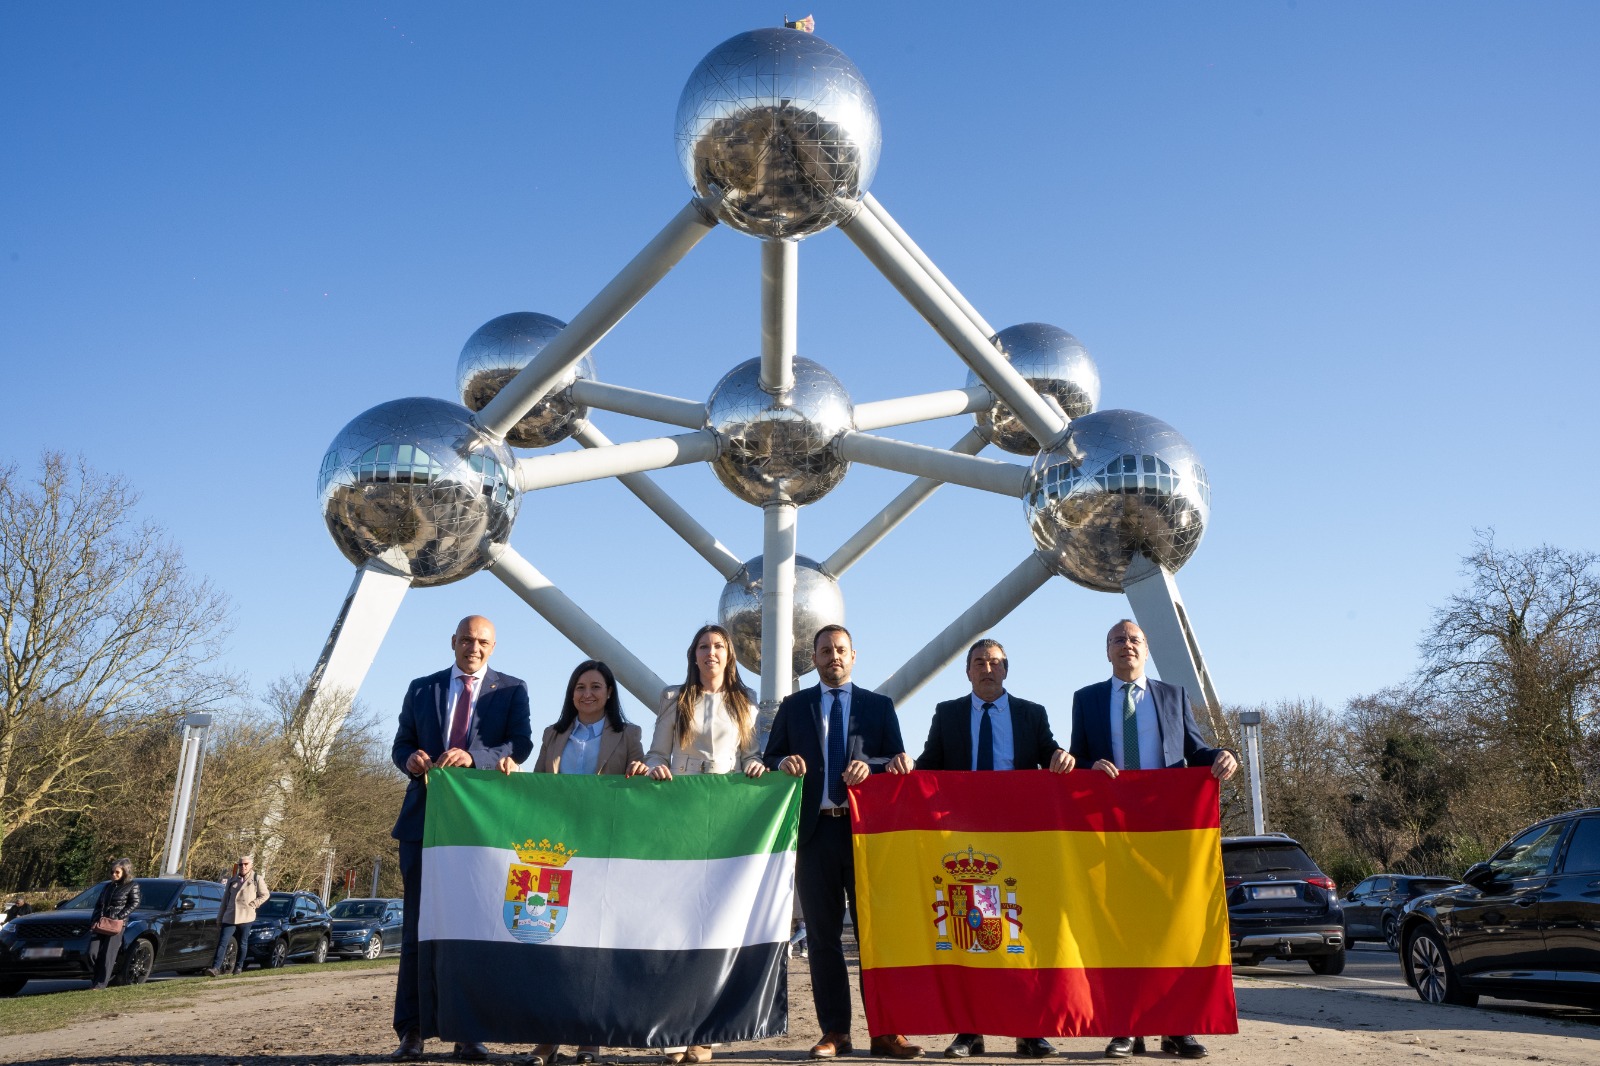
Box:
[448,675,475,751]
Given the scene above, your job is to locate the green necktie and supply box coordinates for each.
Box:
[1121,682,1141,770]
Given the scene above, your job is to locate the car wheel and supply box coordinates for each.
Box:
[0,976,26,997]
[311,935,329,964]
[1383,913,1401,952]
[268,939,288,968]
[1407,927,1477,1006]
[1309,948,1346,976]
[363,933,384,960]
[117,938,156,986]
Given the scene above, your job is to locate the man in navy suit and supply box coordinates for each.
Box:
[1068,619,1236,1061]
[764,625,923,1062]
[389,615,533,1063]
[916,638,1074,1059]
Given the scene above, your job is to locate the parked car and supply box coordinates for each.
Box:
[244,891,332,969]
[327,897,403,959]
[1399,807,1600,1008]
[0,878,227,995]
[1222,834,1346,974]
[1343,874,1458,950]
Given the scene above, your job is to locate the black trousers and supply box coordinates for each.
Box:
[796,814,861,1035]
[87,932,120,987]
[394,837,423,1036]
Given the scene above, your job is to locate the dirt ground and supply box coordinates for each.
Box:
[3,955,1596,1066]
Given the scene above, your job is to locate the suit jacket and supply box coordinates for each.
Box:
[532,721,644,775]
[390,666,534,841]
[762,682,908,845]
[916,694,1059,771]
[1067,677,1228,770]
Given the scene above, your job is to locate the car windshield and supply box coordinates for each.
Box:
[255,896,294,918]
[1223,845,1317,877]
[58,880,180,911]
[330,900,385,919]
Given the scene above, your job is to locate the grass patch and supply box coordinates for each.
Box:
[0,956,397,1037]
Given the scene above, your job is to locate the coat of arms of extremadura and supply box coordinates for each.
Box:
[932,846,1024,954]
[504,838,575,944]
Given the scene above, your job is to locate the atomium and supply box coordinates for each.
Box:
[676,27,881,239]
[706,356,855,505]
[317,397,519,588]
[1024,409,1210,593]
[970,323,1101,455]
[718,555,845,677]
[457,312,594,449]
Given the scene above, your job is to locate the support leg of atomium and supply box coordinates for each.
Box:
[1120,555,1225,740]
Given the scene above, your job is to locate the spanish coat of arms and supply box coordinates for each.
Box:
[932,845,1024,954]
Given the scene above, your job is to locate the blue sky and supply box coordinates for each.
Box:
[2,2,1596,750]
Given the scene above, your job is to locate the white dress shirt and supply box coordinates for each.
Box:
[1108,676,1161,770]
[819,684,853,810]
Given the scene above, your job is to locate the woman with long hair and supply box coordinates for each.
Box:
[526,660,643,1066]
[87,857,140,989]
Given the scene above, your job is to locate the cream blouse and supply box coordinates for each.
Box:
[645,686,762,774]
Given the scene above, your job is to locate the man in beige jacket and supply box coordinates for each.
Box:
[205,854,269,975]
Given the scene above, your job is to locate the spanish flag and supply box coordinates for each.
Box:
[852,768,1237,1038]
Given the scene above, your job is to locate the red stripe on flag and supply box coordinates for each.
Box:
[862,964,1238,1038]
[850,768,1220,835]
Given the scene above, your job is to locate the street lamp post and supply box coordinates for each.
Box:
[159,713,214,877]
[1237,708,1266,835]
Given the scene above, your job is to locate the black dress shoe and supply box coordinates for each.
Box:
[1014,1039,1054,1058]
[391,1032,425,1062]
[1159,1037,1207,1059]
[455,1042,490,1062]
[1103,1037,1144,1059]
[944,1034,984,1058]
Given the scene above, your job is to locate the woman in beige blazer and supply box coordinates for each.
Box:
[629,623,766,1065]
[527,659,644,1066]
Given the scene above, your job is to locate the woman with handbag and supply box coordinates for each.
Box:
[629,624,766,1065]
[87,858,140,989]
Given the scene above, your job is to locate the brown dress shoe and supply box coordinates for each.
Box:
[870,1035,924,1060]
[811,1033,854,1059]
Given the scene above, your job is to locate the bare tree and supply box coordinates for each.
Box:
[0,453,233,867]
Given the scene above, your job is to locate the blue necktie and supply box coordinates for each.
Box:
[976,703,995,771]
[827,688,846,805]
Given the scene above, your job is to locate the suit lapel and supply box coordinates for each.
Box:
[951,702,973,772]
[1150,682,1174,765]
[596,727,622,774]
[1090,681,1114,762]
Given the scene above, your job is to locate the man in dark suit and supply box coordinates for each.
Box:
[389,615,533,1063]
[1068,619,1236,1061]
[764,625,923,1061]
[916,638,1074,1059]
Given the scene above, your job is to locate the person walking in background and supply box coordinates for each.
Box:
[526,658,644,1066]
[915,638,1073,1059]
[206,854,269,976]
[1068,619,1237,1061]
[762,625,922,1062]
[630,624,767,1065]
[389,614,533,1063]
[86,858,140,990]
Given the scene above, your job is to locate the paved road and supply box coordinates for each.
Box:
[1236,943,1600,1027]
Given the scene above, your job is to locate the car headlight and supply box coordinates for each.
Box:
[251,928,275,938]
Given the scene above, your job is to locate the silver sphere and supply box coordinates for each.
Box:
[718,554,845,677]
[968,323,1100,455]
[318,397,520,588]
[456,312,594,449]
[676,27,881,239]
[1024,409,1210,593]
[706,357,854,505]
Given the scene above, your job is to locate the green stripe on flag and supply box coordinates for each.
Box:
[422,767,801,860]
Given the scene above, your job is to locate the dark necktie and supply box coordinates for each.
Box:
[976,702,995,771]
[448,675,476,751]
[826,688,846,805]
[1121,681,1140,770]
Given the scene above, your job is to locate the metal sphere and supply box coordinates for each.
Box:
[968,323,1100,455]
[675,27,881,239]
[706,357,854,505]
[318,397,520,588]
[718,554,845,677]
[456,312,594,449]
[1023,409,1210,593]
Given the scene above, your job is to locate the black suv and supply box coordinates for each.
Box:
[1222,834,1346,973]
[244,891,332,969]
[327,897,402,959]
[1399,807,1600,1008]
[1342,874,1457,950]
[0,878,227,994]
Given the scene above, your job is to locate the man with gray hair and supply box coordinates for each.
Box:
[206,854,268,976]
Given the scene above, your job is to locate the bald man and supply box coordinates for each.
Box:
[389,615,533,1062]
